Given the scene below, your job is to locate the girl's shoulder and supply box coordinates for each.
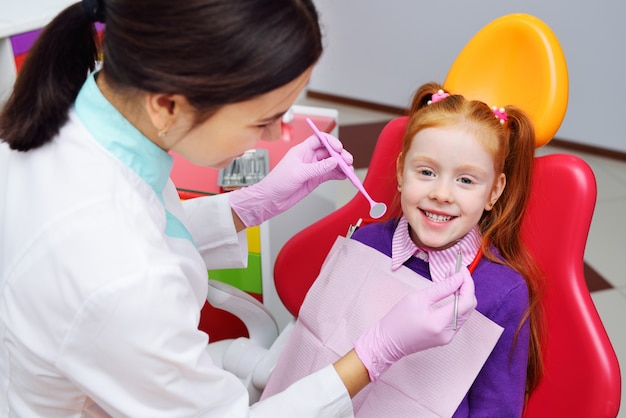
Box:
[473,251,529,314]
[474,250,526,286]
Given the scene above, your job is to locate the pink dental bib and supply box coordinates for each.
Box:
[262,237,503,417]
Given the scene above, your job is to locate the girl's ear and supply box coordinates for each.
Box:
[396,153,404,191]
[486,173,506,210]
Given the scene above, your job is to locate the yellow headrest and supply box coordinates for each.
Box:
[444,13,568,147]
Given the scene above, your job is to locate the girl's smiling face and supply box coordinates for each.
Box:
[397,125,506,251]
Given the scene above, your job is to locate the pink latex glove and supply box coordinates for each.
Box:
[228,133,353,227]
[354,266,477,382]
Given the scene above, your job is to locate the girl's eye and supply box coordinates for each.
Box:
[459,177,473,185]
[419,169,434,177]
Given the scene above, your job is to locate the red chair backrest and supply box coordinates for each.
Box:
[521,153,621,417]
[273,117,621,416]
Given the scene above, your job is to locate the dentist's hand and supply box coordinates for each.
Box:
[229,133,353,227]
[354,267,476,382]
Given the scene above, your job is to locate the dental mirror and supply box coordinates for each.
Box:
[306,118,387,219]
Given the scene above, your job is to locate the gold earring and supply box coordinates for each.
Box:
[158,127,168,139]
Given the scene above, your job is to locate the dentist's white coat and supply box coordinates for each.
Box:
[0,76,352,417]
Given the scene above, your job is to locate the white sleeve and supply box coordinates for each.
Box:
[251,365,354,418]
[164,180,248,270]
[182,193,249,269]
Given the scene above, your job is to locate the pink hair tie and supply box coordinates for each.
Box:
[492,106,508,124]
[427,89,450,105]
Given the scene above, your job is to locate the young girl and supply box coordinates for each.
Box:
[353,82,545,416]
[263,82,544,416]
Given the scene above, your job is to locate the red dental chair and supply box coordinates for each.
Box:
[272,13,621,417]
[274,117,620,416]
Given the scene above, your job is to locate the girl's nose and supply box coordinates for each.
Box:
[428,180,454,203]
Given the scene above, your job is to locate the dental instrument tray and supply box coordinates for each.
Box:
[218,148,270,190]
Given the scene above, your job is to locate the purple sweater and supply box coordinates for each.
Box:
[352,219,530,417]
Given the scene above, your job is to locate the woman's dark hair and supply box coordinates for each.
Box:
[0,0,322,151]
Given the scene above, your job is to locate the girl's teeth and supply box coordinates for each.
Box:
[425,211,452,222]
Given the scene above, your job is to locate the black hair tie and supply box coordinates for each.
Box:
[82,0,106,23]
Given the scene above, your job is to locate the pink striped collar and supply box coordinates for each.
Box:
[391,216,482,282]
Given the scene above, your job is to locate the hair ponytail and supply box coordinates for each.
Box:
[408,82,445,114]
[481,106,535,260]
[0,4,99,151]
[480,106,546,394]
